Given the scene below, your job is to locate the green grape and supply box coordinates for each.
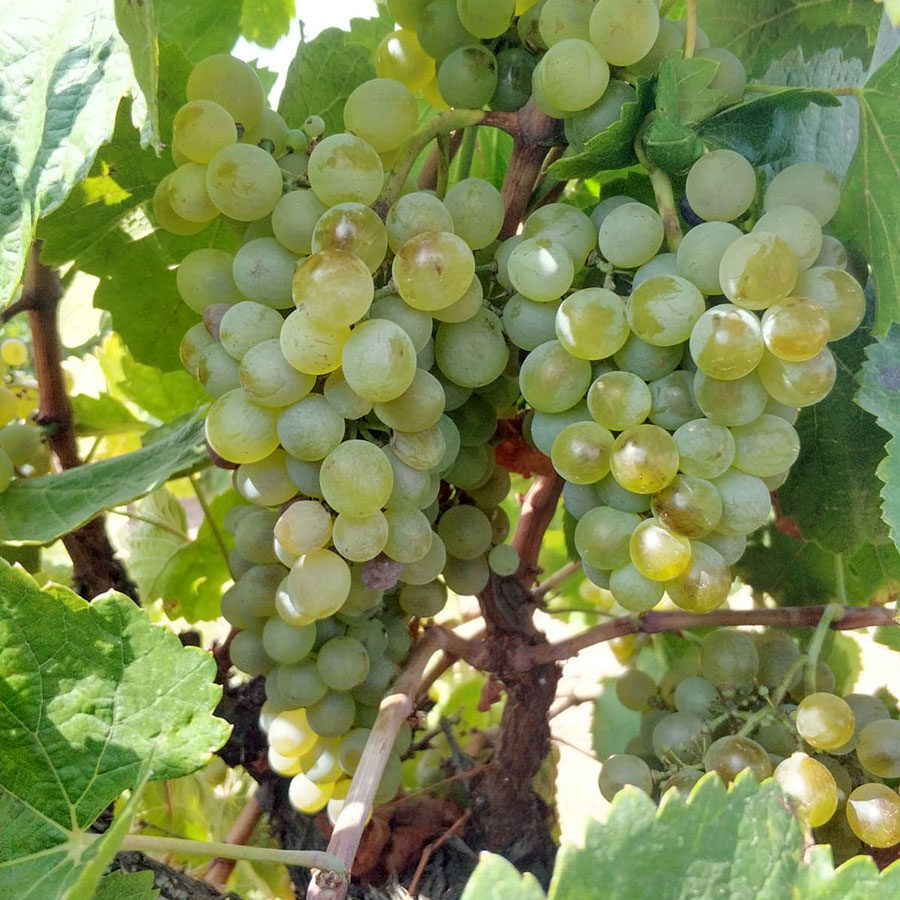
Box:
[760,296,831,362]
[629,518,692,581]
[844,693,890,735]
[609,563,664,612]
[0,422,42,469]
[224,567,282,622]
[0,387,17,429]
[399,580,448,617]
[711,468,771,535]
[793,267,865,341]
[652,712,705,765]
[754,630,801,692]
[337,727,371,776]
[598,753,653,801]
[317,637,370,692]
[730,414,800,478]
[444,178,504,250]
[533,39,609,113]
[344,78,417,153]
[701,531,745,565]
[0,338,27,368]
[269,707,317,757]
[374,368,445,432]
[666,540,731,612]
[674,677,719,718]
[393,231,475,311]
[704,735,773,784]
[652,474,722,538]
[699,629,758,687]
[229,629,273,676]
[434,308,509,388]
[284,458,325,502]
[628,275,706,348]
[689,304,764,380]
[332,513,389,561]
[538,0,593,46]
[288,548,352,621]
[239,339,314,408]
[431,275,483,324]
[488,543,520,576]
[173,98,237,165]
[587,371,651,431]
[457,0,514,39]
[206,389,279,463]
[218,301,283,361]
[530,403,590,455]
[633,253,678,289]
[277,395,345,462]
[550,421,614,484]
[614,334,683,381]
[318,440,394,518]
[774,753,839,827]
[301,738,343,785]
[275,501,332,555]
[796,693,856,751]
[589,0,660,67]
[685,150,757,223]
[555,288,629,360]
[491,46,537,111]
[384,507,434,563]
[610,424,680,495]
[262,617,316,666]
[647,371,701,431]
[519,340,591,413]
[845,783,900,848]
[626,18,682,76]
[152,173,207,235]
[522,203,597,269]
[232,238,296,309]
[450,395,496,446]
[508,236,575,302]
[0,448,13,492]
[307,690,357,738]
[590,194,632,231]
[375,29,433,90]
[789,662,836,702]
[341,319,417,403]
[395,425,447,472]
[757,347,836,407]
[437,44,498,108]
[693,370,768,427]
[177,248,241,314]
[764,162,841,226]
[753,205,823,271]
[280,151,309,179]
[387,0,421,28]
[696,48,747,104]
[442,553,490,594]
[437,504,492,560]
[575,506,641,570]
[370,295,433,352]
[595,474,652,514]
[468,464,512,507]
[307,133,383,207]
[293,250,373,329]
[719,232,798,310]
[271,190,327,256]
[856,719,900,778]
[280,308,349,376]
[241,107,288,155]
[235,449,296,506]
[416,0,473,59]
[616,669,657,711]
[312,202,388,274]
[676,222,743,295]
[383,445,433,510]
[813,236,848,269]
[564,81,637,152]
[386,192,455,253]
[402,534,449,583]
[206,143,283,221]
[186,54,265,129]
[167,162,218,223]
[598,203,664,269]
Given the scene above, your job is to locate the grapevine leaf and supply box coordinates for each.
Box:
[468,127,514,190]
[794,845,900,899]
[874,624,900,651]
[344,10,397,54]
[832,51,900,334]
[779,317,891,554]
[698,88,840,164]
[695,0,882,76]
[656,54,726,126]
[856,323,900,549]
[461,853,547,900]
[0,1,134,303]
[278,27,377,136]
[71,394,150,437]
[0,564,229,898]
[825,631,863,694]
[239,0,294,48]
[0,412,207,544]
[114,0,161,149]
[591,678,641,760]
[548,78,654,180]
[93,870,158,900]
[156,0,241,62]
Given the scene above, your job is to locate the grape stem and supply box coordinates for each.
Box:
[803,601,845,696]
[683,0,698,59]
[435,131,451,199]
[634,117,683,251]
[202,795,263,888]
[532,559,582,599]
[454,126,478,183]
[525,603,898,668]
[735,654,807,738]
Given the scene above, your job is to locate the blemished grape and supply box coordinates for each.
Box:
[375,29,433,89]
[845,783,900,848]
[292,250,373,329]
[589,0,659,66]
[533,39,610,113]
[598,203,665,269]
[152,173,207,235]
[598,754,653,801]
[519,340,591,413]
[856,719,900,778]
[634,252,678,288]
[437,44,498,109]
[343,78,417,153]
[280,308,349,376]
[393,231,475,311]
[753,205,823,271]
[275,501,332,555]
[796,693,856,751]
[651,474,722,538]
[233,238,297,309]
[575,506,642,570]
[666,540,732,613]
[308,133,384,207]
[615,669,657,711]
[564,80,636,152]
[627,275,706,348]
[236,450,297,506]
[173,99,237,164]
[775,753,839,827]
[689,304,764,380]
[719,232,798,309]
[551,421,615,484]
[676,222,743,295]
[288,549,352,621]
[206,143,283,221]
[555,288,630,360]
[652,712,705,765]
[444,178,504,250]
[508,236,575,302]
[167,162,218,223]
[186,54,265,129]
[630,518,692,581]
[239,339,314,408]
[685,150,757,223]
[813,235,849,269]
[793,267,866,341]
[241,108,289,155]
[312,202,389,274]
[219,301,284,361]
[610,424,680,495]
[757,347,836,407]
[386,193,455,253]
[319,440,395,519]
[341,319,417,403]
[393,425,447,472]
[704,735,773,784]
[587,371,652,431]
[764,162,842,225]
[760,297,831,362]
[730,414,800,478]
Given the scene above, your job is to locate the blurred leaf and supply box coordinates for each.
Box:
[240,0,294,48]
[657,54,727,125]
[156,0,241,62]
[795,845,900,899]
[461,853,547,900]
[93,870,158,900]
[114,0,161,149]
[344,10,396,54]
[825,631,862,694]
[71,393,150,437]
[874,624,900,651]
[591,678,640,760]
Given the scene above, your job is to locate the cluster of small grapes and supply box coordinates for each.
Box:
[0,338,49,492]
[506,151,864,614]
[602,629,900,855]
[156,53,523,813]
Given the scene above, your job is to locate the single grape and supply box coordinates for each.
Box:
[564,81,637,152]
[609,563,664,612]
[240,107,289,155]
[508,236,575,302]
[435,308,509,388]
[375,29,433,90]
[610,424,680,495]
[574,506,642,570]
[550,421,615,484]
[718,232,798,309]
[598,754,653,801]
[630,518,692,581]
[206,389,279,464]
[416,0,474,60]
[519,340,591,413]
[700,629,758,687]
[693,370,768,427]
[685,150,757,223]
[437,44,498,109]
[757,347,836,407]
[444,177,504,250]
[689,304,764,380]
[393,231,475,311]
[793,267,866,341]
[343,78,417,153]
[634,253,679,289]
[288,549,352,621]
[774,753,839,827]
[652,712,705,765]
[312,202,388,274]
[319,440,395,518]
[796,693,856,751]
[437,504,493,560]
[615,669,657,711]
[760,297,831,362]
[280,308,349,376]
[277,394,345,462]
[186,54,265,129]
[235,450,297,506]
[555,288,630,360]
[704,735,773,783]
[533,39,610,113]
[598,203,664,269]
[753,205,823,271]
[589,0,659,66]
[764,162,841,225]
[676,221,743,295]
[754,630,801,692]
[711,468,772,536]
[697,47,747,104]
[206,143,283,221]
[341,319,417,403]
[730,414,800,478]
[539,0,595,47]
[845,783,900,848]
[269,708,317,757]
[647,370,702,431]
[856,719,900,778]
[587,371,652,431]
[652,474,722,538]
[614,334,683,382]
[595,474,652,514]
[152,173,208,235]
[386,192,455,253]
[177,248,242,314]
[491,46,537,112]
[275,501,333,555]
[674,677,719,719]
[308,133,384,207]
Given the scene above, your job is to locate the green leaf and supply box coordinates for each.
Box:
[344,11,397,54]
[591,678,640,760]
[71,394,150,437]
[831,53,900,334]
[794,845,900,899]
[825,631,862,694]
[278,27,377,135]
[114,0,161,149]
[239,0,294,48]
[0,412,207,545]
[0,564,229,897]
[698,88,840,164]
[461,852,547,900]
[856,323,900,549]
[874,623,900,652]
[779,319,891,554]
[695,0,882,76]
[549,78,653,180]
[0,2,133,303]
[887,0,900,26]
[156,0,241,62]
[93,870,159,900]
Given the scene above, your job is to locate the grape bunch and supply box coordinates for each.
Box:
[0,337,50,492]
[602,629,900,855]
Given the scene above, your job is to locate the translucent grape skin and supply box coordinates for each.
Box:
[550,421,614,484]
[598,754,653,802]
[845,783,900,848]
[627,275,706,347]
[610,424,680,495]
[774,753,839,827]
[704,735,773,784]
[630,518,692,581]
[796,693,856,751]
[689,304,764,380]
[855,719,900,778]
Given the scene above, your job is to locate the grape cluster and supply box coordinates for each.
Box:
[602,630,900,854]
[0,337,49,492]
[522,154,863,614]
